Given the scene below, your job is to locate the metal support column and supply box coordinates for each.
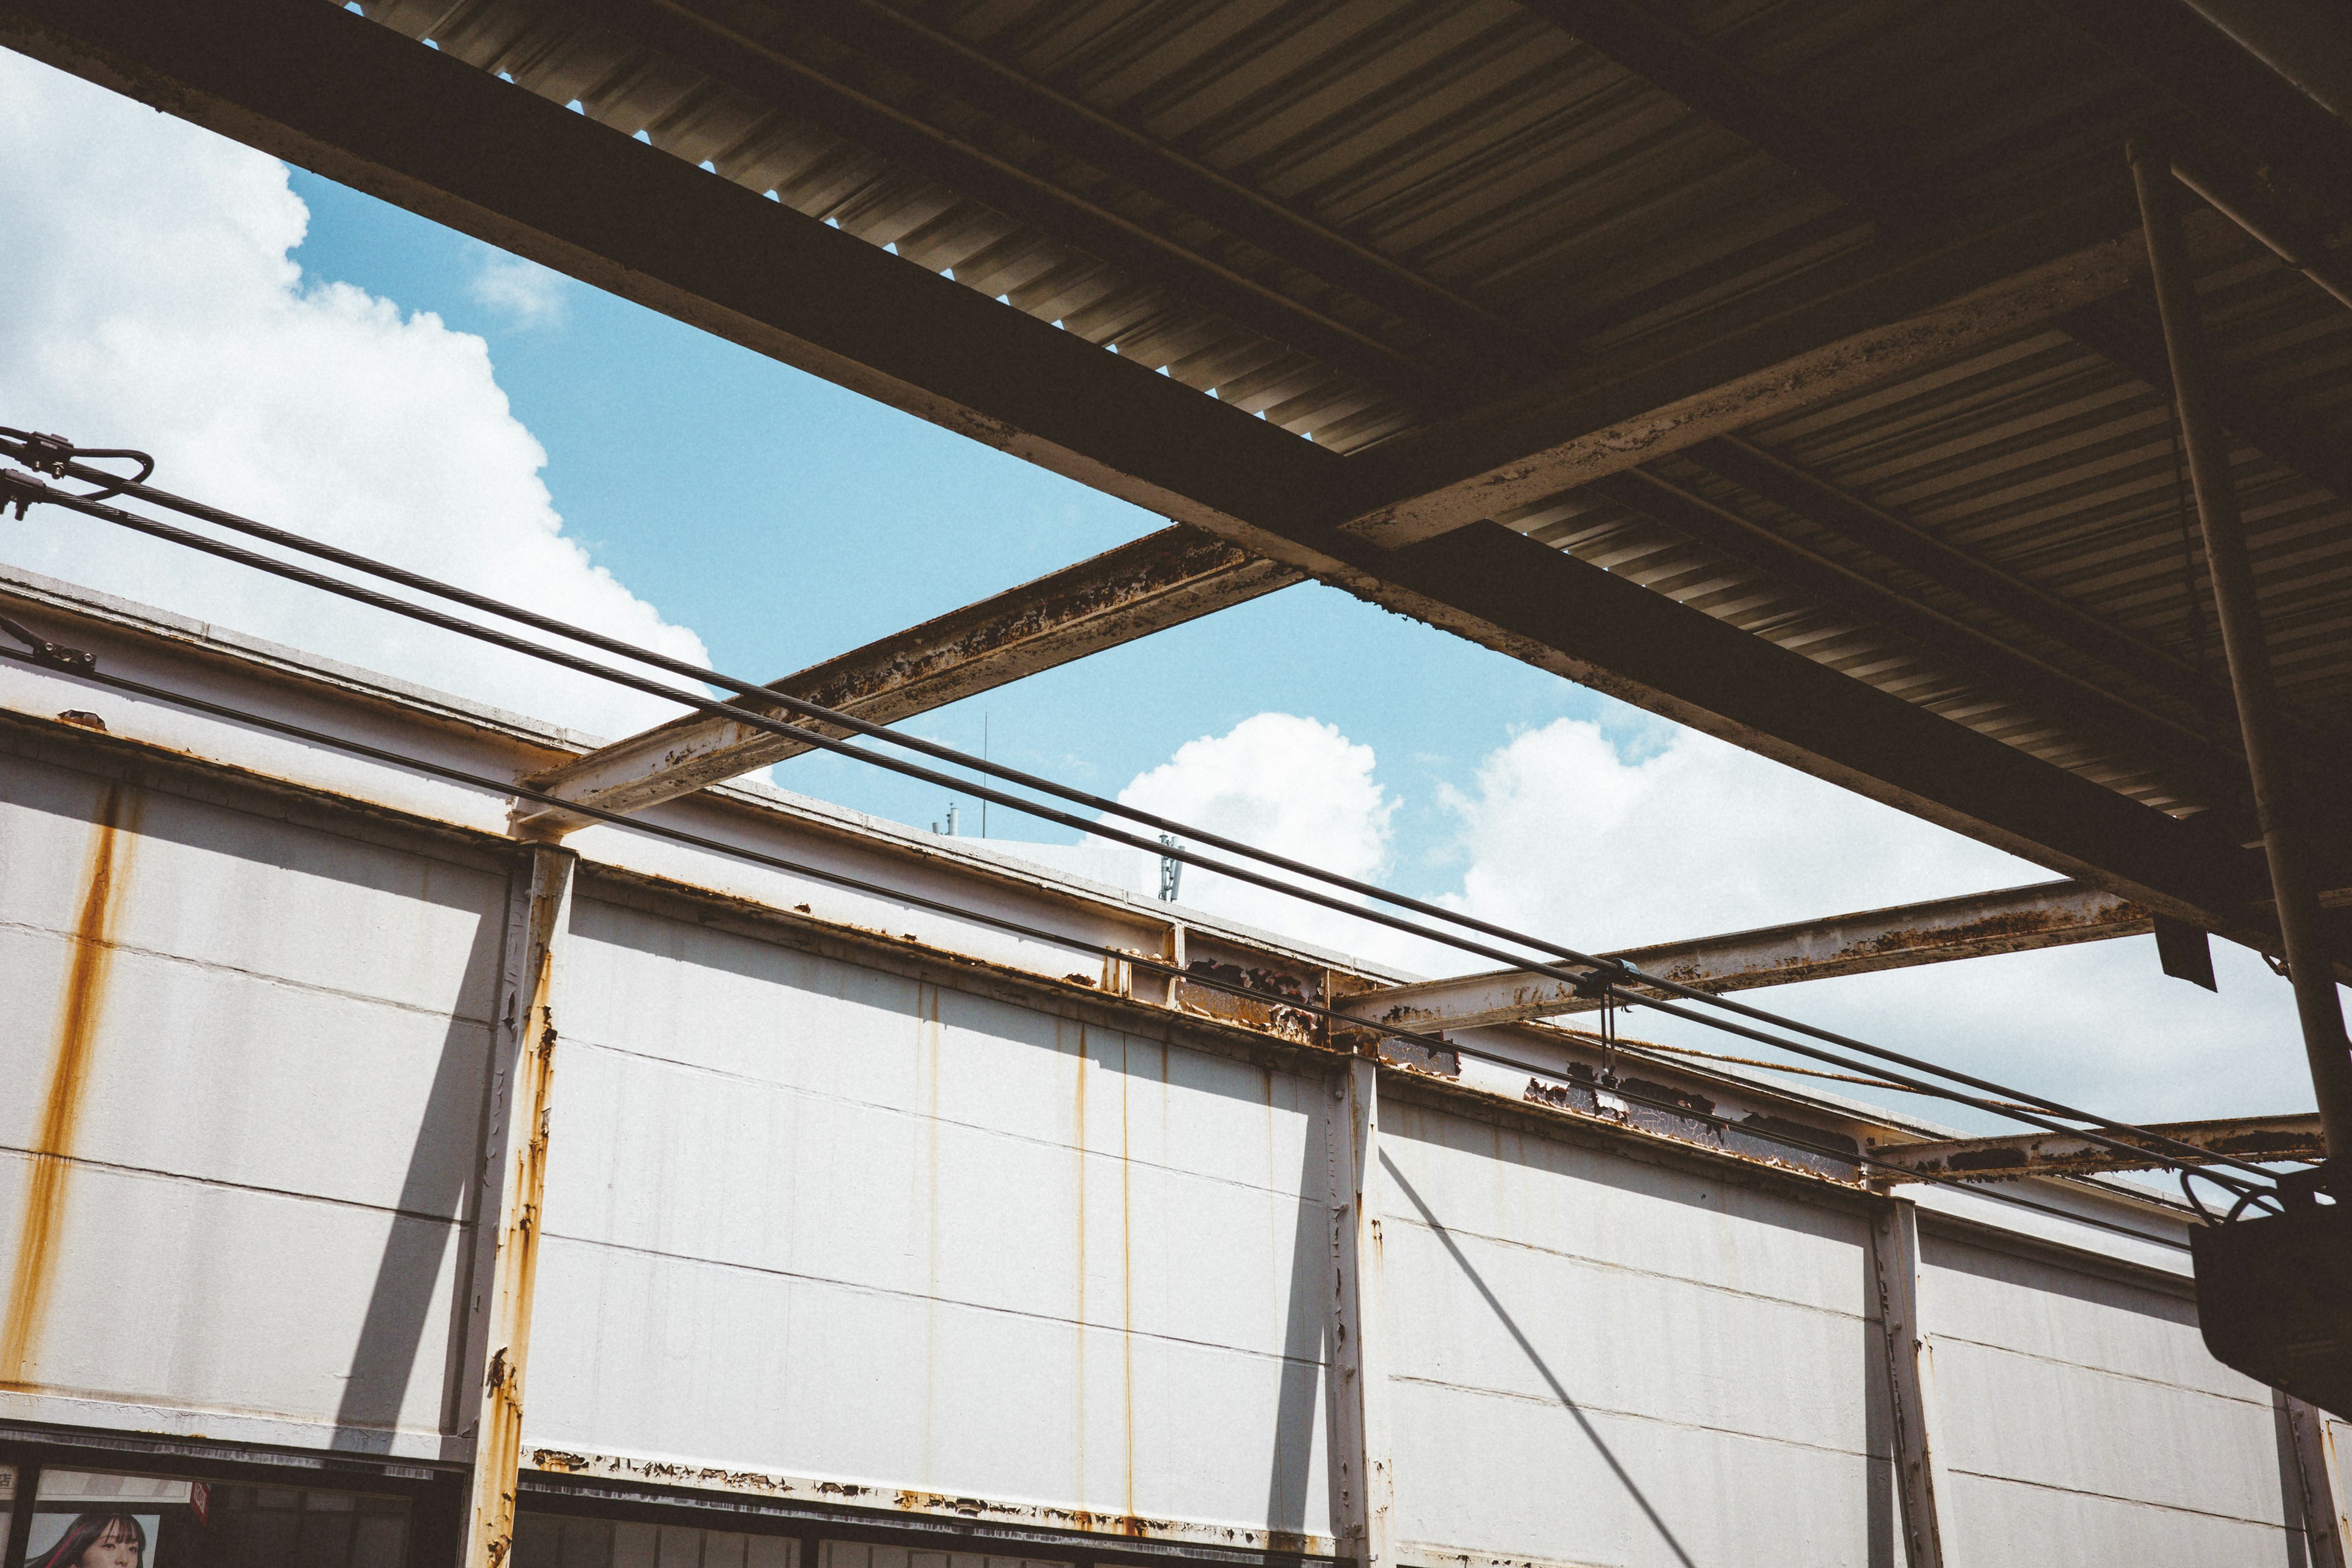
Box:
[1870,1198,1953,1568]
[2287,1395,2352,1568]
[2131,139,2352,1158]
[1326,1055,1393,1568]
[457,843,575,1568]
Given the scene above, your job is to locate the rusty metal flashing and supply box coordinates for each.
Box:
[571,854,1918,1202]
[0,1421,451,1479]
[521,1449,1337,1563]
[0,704,522,880]
[1872,1113,2325,1182]
[1340,881,2147,1033]
[0,585,2214,1221]
[0,562,601,761]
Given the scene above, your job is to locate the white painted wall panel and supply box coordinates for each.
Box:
[0,753,503,1449]
[1921,1232,2296,1561]
[527,896,1331,1536]
[1378,1100,1893,1568]
[0,1155,465,1438]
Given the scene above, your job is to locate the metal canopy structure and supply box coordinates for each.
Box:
[5,6,2352,1563]
[9,0,2350,971]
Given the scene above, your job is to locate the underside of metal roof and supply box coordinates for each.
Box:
[318,0,2352,837]
[6,0,2352,968]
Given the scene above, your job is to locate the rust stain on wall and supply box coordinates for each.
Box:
[2,783,140,1386]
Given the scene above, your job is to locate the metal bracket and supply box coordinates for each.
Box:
[0,467,50,520]
[0,611,95,674]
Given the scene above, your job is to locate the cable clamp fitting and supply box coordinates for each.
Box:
[15,431,75,477]
[0,467,50,520]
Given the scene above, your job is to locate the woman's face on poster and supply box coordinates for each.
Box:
[77,1518,143,1568]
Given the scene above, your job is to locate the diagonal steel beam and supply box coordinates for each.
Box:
[1517,0,1926,224]
[1338,881,2149,1033]
[2060,300,2352,503]
[550,0,1464,405]
[5,0,2301,960]
[1872,1112,2324,1181]
[1334,195,2222,549]
[701,0,1551,376]
[511,526,1298,831]
[1589,464,2249,809]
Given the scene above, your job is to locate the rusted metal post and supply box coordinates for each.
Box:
[1326,1055,1393,1568]
[2132,138,2352,1161]
[1870,1199,1951,1568]
[458,843,575,1568]
[2286,1395,2352,1568]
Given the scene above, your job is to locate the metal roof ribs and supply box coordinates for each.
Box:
[1588,462,2252,811]
[548,0,1465,407]
[2059,300,2352,505]
[1333,183,2171,549]
[1338,880,2150,1034]
[6,0,2320,971]
[1515,0,1926,225]
[2036,0,2352,225]
[713,0,1552,378]
[511,525,1300,832]
[1687,432,2242,720]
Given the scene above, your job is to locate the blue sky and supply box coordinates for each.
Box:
[0,50,2318,1131]
[282,170,1607,891]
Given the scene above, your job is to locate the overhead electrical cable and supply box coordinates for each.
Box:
[0,638,2233,1231]
[0,434,2287,1188]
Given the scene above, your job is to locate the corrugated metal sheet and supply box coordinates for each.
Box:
[344,0,2346,817]
[1507,218,2352,815]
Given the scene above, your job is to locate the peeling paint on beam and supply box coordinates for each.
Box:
[1335,206,2237,550]
[1339,880,2147,1031]
[525,1448,1338,1559]
[1871,1113,2324,1180]
[514,526,1297,831]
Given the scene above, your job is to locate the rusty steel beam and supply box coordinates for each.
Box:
[513,526,1298,832]
[1339,881,2149,1034]
[551,0,1464,405]
[2136,138,2352,1160]
[1870,1200,1954,1568]
[1326,1056,1395,1568]
[1873,1113,2325,1181]
[9,0,2308,968]
[1332,194,2203,551]
[700,0,1550,378]
[460,844,575,1568]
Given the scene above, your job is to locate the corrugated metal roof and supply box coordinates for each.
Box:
[350,0,2352,823]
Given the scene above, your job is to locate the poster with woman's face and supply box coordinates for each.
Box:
[23,1471,190,1568]
[25,1512,157,1568]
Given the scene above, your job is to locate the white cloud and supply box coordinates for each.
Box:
[1438,717,2037,951]
[1113,709,2318,1127]
[0,53,705,740]
[1116,712,1401,957]
[467,250,570,330]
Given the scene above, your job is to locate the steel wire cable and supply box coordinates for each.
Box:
[0,639,2241,1226]
[0,441,2285,1184]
